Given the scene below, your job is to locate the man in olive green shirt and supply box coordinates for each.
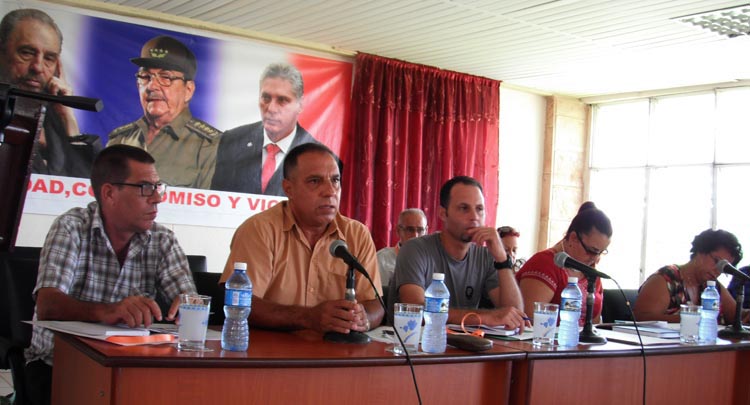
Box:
[107,35,220,189]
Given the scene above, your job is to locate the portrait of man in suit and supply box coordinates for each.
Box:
[211,62,321,196]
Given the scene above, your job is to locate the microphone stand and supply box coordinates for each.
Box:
[1,82,102,142]
[579,273,607,344]
[323,266,371,344]
[718,281,750,340]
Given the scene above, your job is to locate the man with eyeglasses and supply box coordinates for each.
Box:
[211,62,323,196]
[107,35,220,189]
[516,201,612,325]
[388,176,528,329]
[0,8,101,178]
[377,208,428,288]
[24,145,196,405]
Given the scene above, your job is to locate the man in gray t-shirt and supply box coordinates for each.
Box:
[389,176,528,330]
[389,233,498,309]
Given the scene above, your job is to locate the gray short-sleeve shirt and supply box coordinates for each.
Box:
[388,233,499,320]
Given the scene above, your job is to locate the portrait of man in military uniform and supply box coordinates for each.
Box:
[107,35,220,189]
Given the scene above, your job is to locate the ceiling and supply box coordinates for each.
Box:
[75,0,750,98]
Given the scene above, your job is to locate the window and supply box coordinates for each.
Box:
[589,87,750,289]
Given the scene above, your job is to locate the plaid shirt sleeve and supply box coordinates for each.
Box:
[153,228,197,301]
[35,209,89,296]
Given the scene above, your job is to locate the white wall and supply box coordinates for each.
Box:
[497,87,547,263]
[15,87,547,272]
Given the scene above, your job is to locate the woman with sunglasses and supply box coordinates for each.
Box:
[516,202,612,325]
[634,228,745,323]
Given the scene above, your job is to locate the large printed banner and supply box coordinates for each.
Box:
[25,175,283,228]
[2,2,353,228]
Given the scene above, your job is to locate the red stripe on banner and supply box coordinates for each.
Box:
[288,53,353,158]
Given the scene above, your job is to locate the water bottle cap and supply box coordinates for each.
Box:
[567,276,578,284]
[234,262,247,270]
[707,280,716,287]
[432,273,445,281]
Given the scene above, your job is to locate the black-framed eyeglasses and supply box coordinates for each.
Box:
[575,231,608,256]
[111,182,167,197]
[709,254,733,266]
[135,72,188,87]
[398,225,427,235]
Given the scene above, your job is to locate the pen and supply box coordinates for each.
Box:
[522,316,531,321]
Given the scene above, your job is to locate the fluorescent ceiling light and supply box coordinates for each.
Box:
[675,4,750,38]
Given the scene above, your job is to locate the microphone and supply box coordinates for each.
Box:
[554,251,611,280]
[717,259,750,283]
[325,239,371,344]
[329,240,371,280]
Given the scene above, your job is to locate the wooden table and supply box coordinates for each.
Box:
[51,329,524,404]
[51,328,750,405]
[500,336,750,405]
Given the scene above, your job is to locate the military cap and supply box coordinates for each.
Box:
[131,35,197,79]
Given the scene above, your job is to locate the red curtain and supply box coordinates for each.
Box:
[341,53,501,250]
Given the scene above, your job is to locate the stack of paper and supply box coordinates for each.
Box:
[28,320,174,346]
[611,323,680,339]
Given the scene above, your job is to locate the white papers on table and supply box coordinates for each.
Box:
[367,325,428,344]
[611,323,680,339]
[27,320,149,338]
[598,328,681,345]
[447,323,520,338]
[29,320,177,346]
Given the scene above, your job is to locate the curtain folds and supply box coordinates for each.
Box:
[342,53,500,249]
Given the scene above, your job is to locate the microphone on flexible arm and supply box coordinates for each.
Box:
[716,259,750,340]
[717,259,750,283]
[324,240,371,344]
[329,239,424,403]
[554,251,612,280]
[554,251,608,344]
[329,239,372,281]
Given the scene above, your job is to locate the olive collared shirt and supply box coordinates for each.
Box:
[107,108,221,189]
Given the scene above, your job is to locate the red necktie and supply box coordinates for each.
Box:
[261,143,281,192]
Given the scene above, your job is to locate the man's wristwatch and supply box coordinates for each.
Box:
[493,258,513,270]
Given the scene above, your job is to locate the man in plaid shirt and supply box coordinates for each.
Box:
[24,145,196,405]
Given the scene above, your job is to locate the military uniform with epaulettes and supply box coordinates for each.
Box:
[107,108,221,189]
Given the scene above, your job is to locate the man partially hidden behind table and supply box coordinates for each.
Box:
[24,145,196,405]
[388,176,529,330]
[377,208,428,289]
[221,143,384,334]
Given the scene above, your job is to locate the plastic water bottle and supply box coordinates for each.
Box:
[421,273,450,353]
[557,276,582,347]
[699,280,720,344]
[221,262,252,351]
